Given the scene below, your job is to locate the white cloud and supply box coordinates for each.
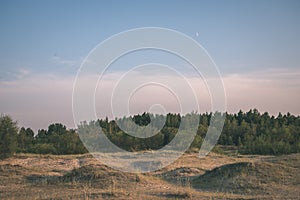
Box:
[0,74,74,131]
[3,68,31,81]
[222,68,300,115]
[52,54,83,67]
[0,68,299,132]
[15,68,31,79]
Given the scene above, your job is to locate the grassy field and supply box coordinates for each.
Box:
[0,150,299,199]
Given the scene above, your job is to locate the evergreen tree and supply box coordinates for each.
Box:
[0,114,18,159]
[17,127,34,152]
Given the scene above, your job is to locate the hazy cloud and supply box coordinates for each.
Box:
[52,54,83,68]
[0,68,299,131]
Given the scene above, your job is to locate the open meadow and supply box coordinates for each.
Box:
[0,150,299,200]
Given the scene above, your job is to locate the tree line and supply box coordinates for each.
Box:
[1,109,300,159]
[0,115,87,159]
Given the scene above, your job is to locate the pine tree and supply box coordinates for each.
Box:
[0,114,18,159]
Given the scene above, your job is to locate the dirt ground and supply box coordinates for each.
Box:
[0,151,299,199]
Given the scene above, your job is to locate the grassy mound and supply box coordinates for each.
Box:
[62,164,140,185]
[27,164,141,188]
[192,162,259,194]
[191,160,299,196]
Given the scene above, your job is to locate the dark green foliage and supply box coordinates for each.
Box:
[31,143,57,154]
[220,109,300,155]
[132,112,151,126]
[93,110,300,155]
[96,113,180,151]
[0,114,18,159]
[17,123,88,155]
[3,109,300,156]
[17,127,34,153]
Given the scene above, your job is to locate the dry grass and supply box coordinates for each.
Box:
[0,151,299,199]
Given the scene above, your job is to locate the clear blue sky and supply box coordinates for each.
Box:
[0,0,300,130]
[1,0,299,77]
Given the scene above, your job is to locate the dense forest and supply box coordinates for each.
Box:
[1,109,300,159]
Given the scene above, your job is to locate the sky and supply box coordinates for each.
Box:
[0,0,300,132]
